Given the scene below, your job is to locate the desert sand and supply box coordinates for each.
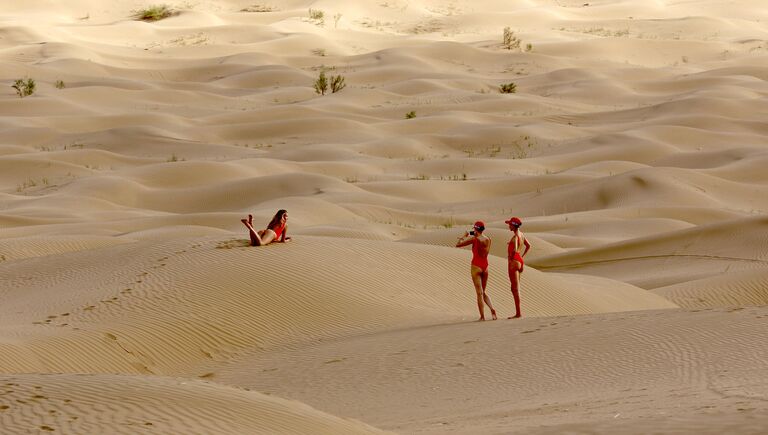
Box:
[1,0,768,433]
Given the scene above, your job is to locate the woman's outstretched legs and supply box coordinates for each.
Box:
[242,216,263,246]
[508,262,522,319]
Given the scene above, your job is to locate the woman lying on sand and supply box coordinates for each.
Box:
[456,221,497,321]
[506,217,531,319]
[241,209,291,246]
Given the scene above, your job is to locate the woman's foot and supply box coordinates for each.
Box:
[508,314,521,319]
[491,309,498,320]
[248,214,253,225]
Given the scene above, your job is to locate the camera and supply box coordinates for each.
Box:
[469,230,475,236]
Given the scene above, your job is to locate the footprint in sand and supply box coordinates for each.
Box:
[521,329,540,334]
[39,426,55,432]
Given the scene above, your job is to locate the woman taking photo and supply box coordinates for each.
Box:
[456,221,497,321]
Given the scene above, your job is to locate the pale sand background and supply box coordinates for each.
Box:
[1,0,768,433]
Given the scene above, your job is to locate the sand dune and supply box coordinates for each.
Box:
[2,0,768,432]
[532,215,768,288]
[0,373,385,434]
[0,235,674,377]
[213,307,768,434]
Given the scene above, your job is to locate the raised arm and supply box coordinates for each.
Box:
[456,232,474,248]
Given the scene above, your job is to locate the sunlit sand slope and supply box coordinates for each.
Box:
[214,307,768,434]
[0,373,386,434]
[0,235,673,376]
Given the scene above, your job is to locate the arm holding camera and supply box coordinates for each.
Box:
[456,229,475,247]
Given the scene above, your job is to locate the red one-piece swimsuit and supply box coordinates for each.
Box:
[271,223,285,240]
[508,236,524,272]
[471,238,489,272]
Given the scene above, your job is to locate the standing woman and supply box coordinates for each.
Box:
[505,217,531,318]
[456,221,497,321]
[241,209,291,246]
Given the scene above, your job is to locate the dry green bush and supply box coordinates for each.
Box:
[133,5,176,21]
[499,82,517,93]
[503,27,521,50]
[12,78,35,98]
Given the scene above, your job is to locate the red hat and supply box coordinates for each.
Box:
[473,221,485,229]
[505,217,522,227]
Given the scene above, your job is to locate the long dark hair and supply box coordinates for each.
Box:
[267,209,287,230]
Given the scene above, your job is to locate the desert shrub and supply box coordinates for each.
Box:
[240,5,273,12]
[330,74,346,93]
[12,78,35,98]
[503,27,521,50]
[133,5,175,21]
[55,80,65,89]
[311,48,326,57]
[314,70,328,95]
[309,8,324,25]
[405,111,416,119]
[499,82,517,94]
[525,43,533,52]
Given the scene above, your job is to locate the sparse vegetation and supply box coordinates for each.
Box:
[309,8,324,25]
[314,70,329,95]
[311,48,327,57]
[314,70,346,95]
[12,78,35,98]
[167,153,184,162]
[133,5,176,21]
[499,82,517,93]
[503,27,522,50]
[240,5,274,12]
[405,111,416,119]
[333,13,342,28]
[55,80,65,89]
[525,43,533,52]
[330,74,346,93]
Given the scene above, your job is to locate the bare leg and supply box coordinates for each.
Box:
[480,270,497,320]
[508,261,522,319]
[471,266,486,321]
[242,218,263,246]
[248,214,253,225]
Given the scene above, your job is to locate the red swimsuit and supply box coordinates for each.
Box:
[271,223,286,240]
[508,235,524,272]
[471,238,489,272]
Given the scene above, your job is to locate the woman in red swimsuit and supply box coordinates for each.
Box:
[505,217,531,319]
[456,221,497,321]
[241,209,291,246]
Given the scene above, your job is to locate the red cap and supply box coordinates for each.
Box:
[473,221,485,229]
[505,217,522,227]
